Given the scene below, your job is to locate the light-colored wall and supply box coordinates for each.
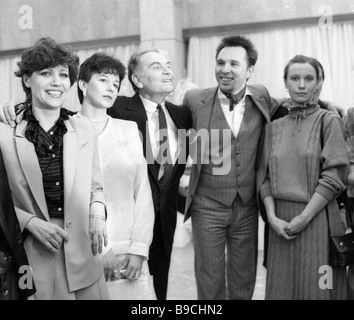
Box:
[0,0,139,51]
[182,0,354,29]
[3,0,354,52]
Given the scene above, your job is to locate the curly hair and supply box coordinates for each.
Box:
[15,37,79,102]
[77,52,126,104]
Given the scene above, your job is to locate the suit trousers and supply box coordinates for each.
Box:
[28,218,108,300]
[191,193,258,300]
[148,214,171,300]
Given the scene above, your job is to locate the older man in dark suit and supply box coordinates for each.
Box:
[183,35,278,300]
[108,49,192,300]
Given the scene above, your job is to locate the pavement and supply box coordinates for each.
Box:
[166,213,266,300]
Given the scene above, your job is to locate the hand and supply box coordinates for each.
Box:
[269,216,297,241]
[284,214,310,236]
[326,101,345,118]
[121,254,144,281]
[103,249,120,281]
[26,217,69,254]
[89,202,107,255]
[0,101,23,128]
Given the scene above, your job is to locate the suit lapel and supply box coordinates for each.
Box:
[248,86,270,123]
[195,88,217,172]
[125,94,159,185]
[63,119,79,209]
[15,121,49,221]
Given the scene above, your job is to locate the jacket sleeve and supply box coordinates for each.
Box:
[128,124,154,259]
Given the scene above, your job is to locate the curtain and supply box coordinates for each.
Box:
[187,21,354,110]
[0,43,139,112]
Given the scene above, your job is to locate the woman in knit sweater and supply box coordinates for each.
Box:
[259,55,349,300]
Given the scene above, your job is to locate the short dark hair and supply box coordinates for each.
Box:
[15,37,79,102]
[215,35,258,67]
[77,52,126,103]
[127,49,160,92]
[311,58,325,81]
[283,55,319,81]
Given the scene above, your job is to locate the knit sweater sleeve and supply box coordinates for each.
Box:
[315,113,349,201]
[344,107,354,165]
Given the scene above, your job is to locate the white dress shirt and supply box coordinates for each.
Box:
[140,95,178,166]
[218,87,252,138]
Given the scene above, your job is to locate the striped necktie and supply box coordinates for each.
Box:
[155,104,174,190]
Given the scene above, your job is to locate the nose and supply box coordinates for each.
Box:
[162,65,172,75]
[50,74,61,86]
[221,63,231,73]
[107,84,114,92]
[298,79,305,89]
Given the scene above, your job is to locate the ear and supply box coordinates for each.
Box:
[132,74,144,89]
[78,79,87,92]
[22,74,31,88]
[284,79,288,90]
[246,65,254,81]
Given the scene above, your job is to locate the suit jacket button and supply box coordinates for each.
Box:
[66,221,72,228]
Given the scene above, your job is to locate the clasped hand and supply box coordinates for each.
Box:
[269,214,309,240]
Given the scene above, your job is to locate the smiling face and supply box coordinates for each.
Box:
[133,51,174,102]
[81,73,120,110]
[23,65,71,110]
[215,46,254,95]
[285,62,318,104]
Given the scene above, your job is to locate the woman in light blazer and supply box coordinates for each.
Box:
[0,38,108,300]
[77,53,155,299]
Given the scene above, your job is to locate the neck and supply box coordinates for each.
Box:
[32,106,61,131]
[80,101,108,121]
[139,91,167,105]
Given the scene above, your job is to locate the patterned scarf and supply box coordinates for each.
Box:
[24,106,73,157]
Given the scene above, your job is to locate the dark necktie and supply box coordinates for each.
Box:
[222,86,247,111]
[156,104,174,190]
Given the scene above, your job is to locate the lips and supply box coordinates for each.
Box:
[219,76,233,83]
[103,95,112,100]
[46,90,63,98]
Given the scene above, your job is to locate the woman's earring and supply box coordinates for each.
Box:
[83,90,87,97]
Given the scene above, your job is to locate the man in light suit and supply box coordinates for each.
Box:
[183,35,278,300]
[108,49,192,300]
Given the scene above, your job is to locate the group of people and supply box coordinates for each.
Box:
[0,33,353,300]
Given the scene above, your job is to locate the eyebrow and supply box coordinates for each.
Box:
[149,61,171,67]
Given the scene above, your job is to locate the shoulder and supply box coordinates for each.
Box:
[166,101,191,116]
[67,114,97,140]
[113,95,132,105]
[0,122,17,141]
[344,107,354,124]
[111,118,138,132]
[248,84,270,97]
[184,87,215,100]
[69,113,93,129]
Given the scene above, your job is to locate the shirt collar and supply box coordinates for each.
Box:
[139,94,166,114]
[218,86,252,104]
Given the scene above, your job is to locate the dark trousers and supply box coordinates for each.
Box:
[148,217,172,300]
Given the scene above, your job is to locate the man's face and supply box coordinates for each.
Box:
[215,46,253,95]
[135,52,174,99]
